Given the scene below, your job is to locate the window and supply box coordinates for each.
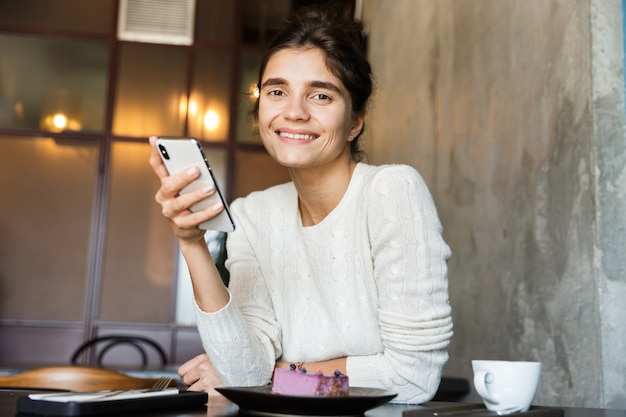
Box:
[0,0,294,366]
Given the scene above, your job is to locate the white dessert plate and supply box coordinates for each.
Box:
[215,385,397,416]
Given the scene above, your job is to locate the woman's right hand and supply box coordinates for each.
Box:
[148,136,224,243]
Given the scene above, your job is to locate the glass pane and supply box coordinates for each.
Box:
[90,327,172,368]
[242,0,292,47]
[174,328,203,363]
[188,49,232,142]
[234,150,291,199]
[0,327,83,366]
[175,147,228,325]
[100,141,176,323]
[113,44,187,138]
[236,50,262,143]
[195,0,236,44]
[0,0,114,35]
[0,34,109,132]
[0,135,99,321]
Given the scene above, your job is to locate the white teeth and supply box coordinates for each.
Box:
[279,132,315,140]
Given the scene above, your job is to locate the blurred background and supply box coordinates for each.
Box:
[0,0,624,410]
[0,0,302,372]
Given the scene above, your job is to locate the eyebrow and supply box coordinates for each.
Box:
[261,77,287,88]
[310,80,343,95]
[261,77,344,96]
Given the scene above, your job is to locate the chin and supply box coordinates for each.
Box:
[272,153,309,168]
[277,161,306,169]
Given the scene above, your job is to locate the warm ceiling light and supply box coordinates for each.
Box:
[179,95,188,118]
[204,110,219,131]
[188,100,198,116]
[40,88,82,132]
[52,113,68,129]
[250,84,259,100]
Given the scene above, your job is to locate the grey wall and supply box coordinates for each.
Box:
[361,0,626,408]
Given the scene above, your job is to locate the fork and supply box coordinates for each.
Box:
[96,376,174,399]
[146,376,174,392]
[28,376,176,402]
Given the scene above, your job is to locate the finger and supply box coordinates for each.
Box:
[207,388,224,397]
[179,358,215,388]
[186,381,219,393]
[162,189,224,229]
[176,202,225,231]
[161,189,218,223]
[155,166,201,204]
[166,181,216,212]
[178,365,201,387]
[184,381,203,391]
[178,353,208,377]
[186,375,223,393]
[148,136,170,179]
[171,212,220,233]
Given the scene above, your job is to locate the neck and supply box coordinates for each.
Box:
[291,158,357,227]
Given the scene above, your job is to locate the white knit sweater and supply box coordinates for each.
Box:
[194,163,453,403]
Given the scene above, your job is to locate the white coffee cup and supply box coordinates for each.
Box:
[471,360,541,414]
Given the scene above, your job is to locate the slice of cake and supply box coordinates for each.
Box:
[272,365,349,396]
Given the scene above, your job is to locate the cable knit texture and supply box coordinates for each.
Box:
[194,163,453,403]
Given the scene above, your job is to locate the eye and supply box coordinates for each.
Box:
[267,89,285,97]
[311,93,331,102]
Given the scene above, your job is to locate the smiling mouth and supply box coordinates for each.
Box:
[278,131,317,140]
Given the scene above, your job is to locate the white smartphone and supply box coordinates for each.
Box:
[156,137,235,233]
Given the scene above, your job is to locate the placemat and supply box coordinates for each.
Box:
[16,390,208,416]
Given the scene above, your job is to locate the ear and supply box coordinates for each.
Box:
[348,114,365,141]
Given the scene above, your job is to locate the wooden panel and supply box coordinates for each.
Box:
[0,0,114,34]
[195,0,236,44]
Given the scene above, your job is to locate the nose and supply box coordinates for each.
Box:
[284,97,310,121]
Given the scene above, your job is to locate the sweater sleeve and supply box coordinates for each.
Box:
[346,165,453,404]
[192,197,283,386]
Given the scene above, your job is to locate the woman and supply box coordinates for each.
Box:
[149,4,452,404]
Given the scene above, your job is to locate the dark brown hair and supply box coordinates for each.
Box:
[253,3,373,161]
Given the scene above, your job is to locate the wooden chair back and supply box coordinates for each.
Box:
[70,335,168,369]
[0,366,175,392]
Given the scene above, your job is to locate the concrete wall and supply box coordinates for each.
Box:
[361,0,626,408]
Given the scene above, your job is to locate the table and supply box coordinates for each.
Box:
[2,389,625,417]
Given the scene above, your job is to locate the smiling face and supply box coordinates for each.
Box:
[257,47,363,171]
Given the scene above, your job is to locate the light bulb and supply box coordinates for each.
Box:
[52,113,68,129]
[204,110,219,131]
